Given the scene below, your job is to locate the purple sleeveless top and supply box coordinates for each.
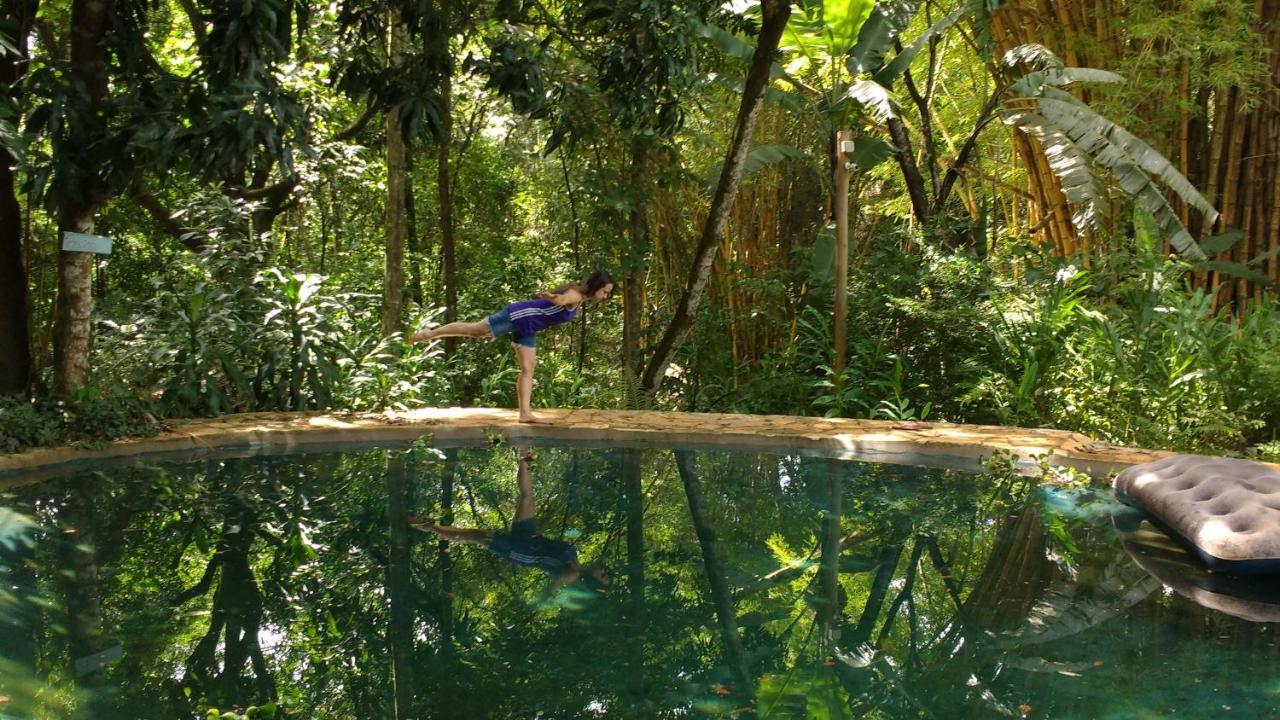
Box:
[505,297,578,335]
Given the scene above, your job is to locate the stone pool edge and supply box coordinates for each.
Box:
[1,407,1232,482]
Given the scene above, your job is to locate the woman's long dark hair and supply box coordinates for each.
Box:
[552,269,615,296]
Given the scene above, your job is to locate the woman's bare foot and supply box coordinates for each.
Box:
[408,330,434,344]
[406,515,436,530]
[518,412,544,424]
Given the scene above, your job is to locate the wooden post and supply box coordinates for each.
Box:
[833,130,851,387]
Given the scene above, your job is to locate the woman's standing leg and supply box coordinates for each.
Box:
[514,344,538,422]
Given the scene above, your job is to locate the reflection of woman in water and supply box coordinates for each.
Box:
[410,448,608,593]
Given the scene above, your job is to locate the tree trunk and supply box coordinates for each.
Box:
[833,130,851,385]
[886,116,931,225]
[0,121,30,397]
[435,0,457,358]
[639,0,791,397]
[382,19,408,337]
[818,460,843,647]
[438,449,457,651]
[52,0,113,396]
[623,142,648,388]
[845,540,903,647]
[405,151,424,308]
[0,0,35,396]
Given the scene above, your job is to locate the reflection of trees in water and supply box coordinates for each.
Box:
[675,450,753,703]
[384,453,414,719]
[6,447,1278,719]
[175,498,274,707]
[621,448,646,716]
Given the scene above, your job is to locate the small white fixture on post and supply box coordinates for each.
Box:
[61,231,113,255]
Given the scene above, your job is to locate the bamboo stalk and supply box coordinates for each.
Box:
[1234,112,1258,308]
[1178,57,1191,227]
[1265,108,1280,291]
[1202,87,1230,295]
[1050,0,1080,70]
[1214,87,1247,305]
[1204,87,1230,227]
[1221,90,1247,234]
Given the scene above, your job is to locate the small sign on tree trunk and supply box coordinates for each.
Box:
[61,231,112,254]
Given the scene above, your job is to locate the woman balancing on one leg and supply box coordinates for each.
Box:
[408,270,615,422]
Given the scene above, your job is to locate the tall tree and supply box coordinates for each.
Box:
[383,19,409,337]
[0,0,37,395]
[432,0,458,357]
[51,0,114,395]
[640,0,791,397]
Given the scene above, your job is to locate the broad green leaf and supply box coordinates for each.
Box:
[707,74,806,114]
[1001,43,1064,70]
[703,144,807,194]
[873,7,966,86]
[847,135,897,169]
[846,0,921,75]
[1006,85,1215,260]
[1038,92,1217,221]
[783,4,825,59]
[1198,260,1277,288]
[1199,229,1245,256]
[1003,110,1106,234]
[810,224,837,285]
[822,0,878,57]
[1044,68,1125,86]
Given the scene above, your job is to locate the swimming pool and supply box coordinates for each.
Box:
[2,442,1277,718]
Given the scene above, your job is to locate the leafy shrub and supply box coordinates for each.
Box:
[95,196,453,416]
[0,388,162,454]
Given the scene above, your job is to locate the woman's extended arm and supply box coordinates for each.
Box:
[541,288,586,307]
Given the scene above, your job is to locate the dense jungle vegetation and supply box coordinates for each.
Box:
[0,0,1278,458]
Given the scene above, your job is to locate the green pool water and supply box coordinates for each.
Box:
[2,444,1278,719]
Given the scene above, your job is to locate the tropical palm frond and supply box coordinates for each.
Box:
[1001,43,1064,71]
[844,79,899,121]
[703,144,808,194]
[1004,110,1107,234]
[1003,62,1215,260]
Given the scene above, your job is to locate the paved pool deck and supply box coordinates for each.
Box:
[0,407,1234,485]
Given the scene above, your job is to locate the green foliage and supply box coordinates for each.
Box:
[94,196,450,416]
[0,388,162,453]
[204,703,278,720]
[968,253,1280,452]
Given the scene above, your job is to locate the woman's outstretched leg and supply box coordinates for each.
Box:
[409,320,491,344]
[408,517,493,546]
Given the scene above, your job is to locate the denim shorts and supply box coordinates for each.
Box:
[486,308,536,348]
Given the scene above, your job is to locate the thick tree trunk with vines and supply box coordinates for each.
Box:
[53,0,113,396]
[406,151,423,309]
[385,454,415,718]
[675,451,753,700]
